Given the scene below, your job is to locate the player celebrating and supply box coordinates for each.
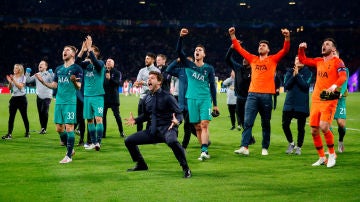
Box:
[298,38,347,167]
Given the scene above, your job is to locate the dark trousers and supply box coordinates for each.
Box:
[228,104,236,127]
[181,109,197,149]
[236,96,247,129]
[103,103,124,138]
[282,110,307,147]
[36,96,51,130]
[125,127,188,169]
[241,93,272,149]
[75,98,89,144]
[136,98,145,132]
[8,96,29,134]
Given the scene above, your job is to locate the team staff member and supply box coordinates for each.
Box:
[124,71,191,178]
[37,45,83,163]
[228,26,290,156]
[177,28,218,161]
[2,64,30,139]
[166,57,197,149]
[103,58,125,138]
[25,60,54,134]
[298,38,346,168]
[282,56,313,155]
[156,54,172,92]
[225,43,251,131]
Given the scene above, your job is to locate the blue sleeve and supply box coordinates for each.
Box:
[208,66,217,106]
[165,59,180,77]
[225,47,242,71]
[176,37,187,65]
[88,51,104,72]
[283,69,295,91]
[75,66,83,83]
[295,68,312,92]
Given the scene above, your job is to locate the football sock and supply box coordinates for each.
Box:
[66,131,75,158]
[96,123,104,144]
[201,144,208,153]
[88,123,96,144]
[324,130,335,154]
[59,131,67,145]
[312,134,325,157]
[338,126,346,142]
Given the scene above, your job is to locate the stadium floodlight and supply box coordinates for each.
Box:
[289,1,296,5]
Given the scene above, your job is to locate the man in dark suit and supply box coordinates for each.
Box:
[103,58,125,138]
[124,71,191,178]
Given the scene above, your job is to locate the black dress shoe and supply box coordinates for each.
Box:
[127,163,148,172]
[183,169,192,178]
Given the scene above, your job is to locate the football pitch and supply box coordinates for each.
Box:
[0,93,359,201]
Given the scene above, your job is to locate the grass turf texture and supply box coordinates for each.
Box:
[0,93,359,201]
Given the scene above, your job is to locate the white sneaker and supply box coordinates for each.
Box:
[294,146,301,155]
[59,156,72,164]
[85,143,96,150]
[286,143,295,154]
[197,152,210,161]
[84,143,90,148]
[95,143,101,151]
[338,141,344,153]
[261,148,269,156]
[312,157,327,166]
[234,146,249,155]
[327,153,336,168]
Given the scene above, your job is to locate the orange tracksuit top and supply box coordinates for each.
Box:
[298,48,347,102]
[232,39,290,94]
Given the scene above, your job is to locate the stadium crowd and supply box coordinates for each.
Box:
[1,0,359,86]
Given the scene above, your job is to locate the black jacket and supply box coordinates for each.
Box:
[225,47,251,98]
[283,66,313,115]
[104,68,121,105]
[135,88,183,132]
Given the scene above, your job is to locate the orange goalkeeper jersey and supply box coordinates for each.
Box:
[298,48,347,102]
[232,39,290,94]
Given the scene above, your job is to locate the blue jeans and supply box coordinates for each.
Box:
[241,93,273,149]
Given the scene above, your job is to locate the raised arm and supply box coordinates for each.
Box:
[177,28,188,63]
[165,59,180,77]
[272,28,291,63]
[228,27,256,63]
[298,43,318,67]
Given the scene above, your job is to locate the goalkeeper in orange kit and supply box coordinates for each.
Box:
[298,38,346,168]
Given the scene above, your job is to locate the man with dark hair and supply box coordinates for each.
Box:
[282,56,313,155]
[166,57,197,149]
[298,38,346,167]
[177,28,218,161]
[76,35,106,151]
[124,71,191,178]
[228,26,290,156]
[156,53,171,92]
[134,52,160,131]
[36,45,83,163]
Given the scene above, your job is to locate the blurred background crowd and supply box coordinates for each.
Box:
[1,0,359,88]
